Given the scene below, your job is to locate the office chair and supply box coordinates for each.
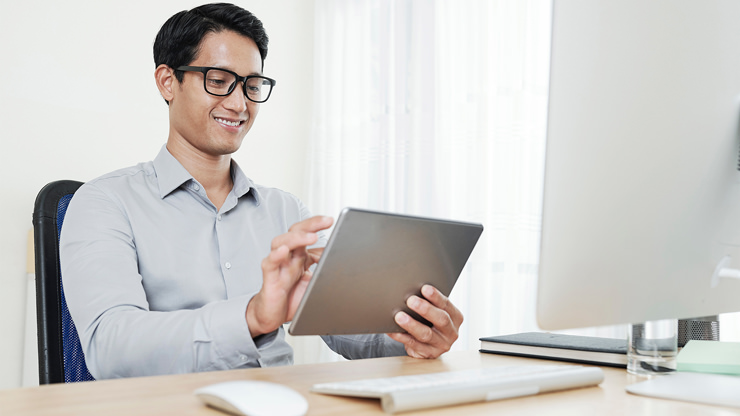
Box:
[33,180,95,384]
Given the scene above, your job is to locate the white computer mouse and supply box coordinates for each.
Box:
[194,380,308,416]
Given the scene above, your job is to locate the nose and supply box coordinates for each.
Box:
[221,82,249,113]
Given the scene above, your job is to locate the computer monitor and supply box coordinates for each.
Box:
[537,0,740,330]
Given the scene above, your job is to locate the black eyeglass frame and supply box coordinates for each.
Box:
[176,66,277,103]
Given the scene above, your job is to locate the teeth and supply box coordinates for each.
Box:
[216,118,241,127]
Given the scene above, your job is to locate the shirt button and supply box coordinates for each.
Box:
[217,214,223,221]
[193,184,200,191]
[225,262,232,269]
[239,355,248,362]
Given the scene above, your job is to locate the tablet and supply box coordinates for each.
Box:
[288,208,484,335]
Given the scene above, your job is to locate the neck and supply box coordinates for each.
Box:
[166,140,234,210]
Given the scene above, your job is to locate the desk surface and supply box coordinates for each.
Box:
[2,351,737,415]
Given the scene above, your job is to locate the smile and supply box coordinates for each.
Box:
[215,117,243,127]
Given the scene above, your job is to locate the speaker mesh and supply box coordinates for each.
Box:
[677,317,720,348]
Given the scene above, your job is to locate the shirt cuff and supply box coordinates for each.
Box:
[203,293,260,369]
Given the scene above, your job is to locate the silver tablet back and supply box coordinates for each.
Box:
[288,208,483,335]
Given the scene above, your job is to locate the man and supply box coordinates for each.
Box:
[61,3,463,379]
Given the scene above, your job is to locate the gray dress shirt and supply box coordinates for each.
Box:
[60,145,405,379]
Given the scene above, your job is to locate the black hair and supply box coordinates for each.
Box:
[153,3,269,85]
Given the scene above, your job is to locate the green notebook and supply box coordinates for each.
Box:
[676,340,740,376]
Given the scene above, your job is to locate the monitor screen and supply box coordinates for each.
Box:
[537,0,740,330]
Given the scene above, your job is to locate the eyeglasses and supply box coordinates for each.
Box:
[176,66,276,103]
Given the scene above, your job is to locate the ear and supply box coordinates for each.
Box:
[154,64,176,103]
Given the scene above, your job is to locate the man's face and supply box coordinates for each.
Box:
[168,30,263,157]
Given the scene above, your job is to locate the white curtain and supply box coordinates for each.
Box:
[288,0,582,364]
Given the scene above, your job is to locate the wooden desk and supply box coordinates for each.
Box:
[1,351,736,415]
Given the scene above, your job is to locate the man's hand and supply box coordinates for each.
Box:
[387,285,463,359]
[246,216,333,337]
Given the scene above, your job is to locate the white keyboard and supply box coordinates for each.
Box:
[311,364,604,413]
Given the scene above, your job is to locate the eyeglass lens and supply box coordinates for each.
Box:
[205,69,272,102]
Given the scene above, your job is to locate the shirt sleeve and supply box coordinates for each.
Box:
[321,334,407,360]
[60,183,276,379]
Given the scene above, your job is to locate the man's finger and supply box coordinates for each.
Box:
[306,247,324,262]
[270,231,319,251]
[269,216,333,251]
[405,295,454,333]
[395,311,439,346]
[387,320,444,359]
[261,245,290,273]
[288,215,334,233]
[420,285,464,328]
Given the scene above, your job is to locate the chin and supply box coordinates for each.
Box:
[211,136,246,156]
[220,141,245,156]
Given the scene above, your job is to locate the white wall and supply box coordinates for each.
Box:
[0,0,314,390]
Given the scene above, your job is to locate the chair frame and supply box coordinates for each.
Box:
[32,180,86,384]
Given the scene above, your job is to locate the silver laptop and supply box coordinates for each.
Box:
[288,208,483,335]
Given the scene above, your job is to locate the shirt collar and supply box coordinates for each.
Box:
[152,144,260,204]
[231,158,260,204]
[153,145,192,198]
